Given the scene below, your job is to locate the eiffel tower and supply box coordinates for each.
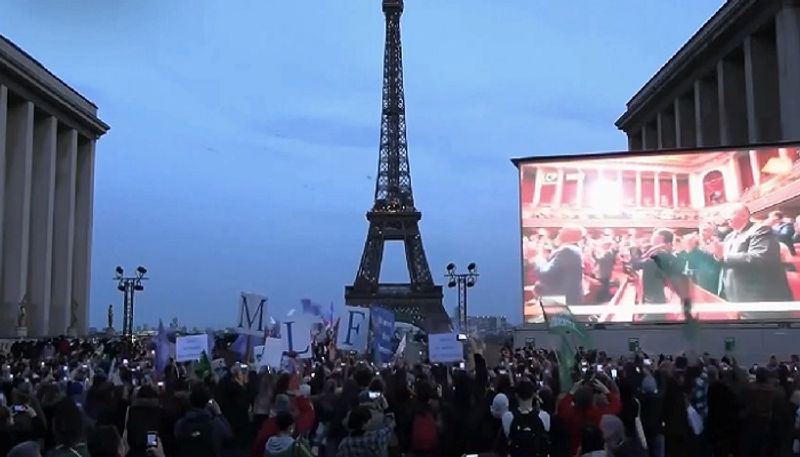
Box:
[345,0,449,332]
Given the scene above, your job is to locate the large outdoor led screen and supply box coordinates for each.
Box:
[517,144,800,324]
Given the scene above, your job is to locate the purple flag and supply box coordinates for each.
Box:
[230,334,257,361]
[154,320,170,374]
[301,299,323,317]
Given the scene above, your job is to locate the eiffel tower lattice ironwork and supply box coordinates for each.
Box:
[345,0,449,332]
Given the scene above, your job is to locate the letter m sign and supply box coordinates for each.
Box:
[237,293,267,336]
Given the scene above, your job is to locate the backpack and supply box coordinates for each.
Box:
[175,414,217,457]
[411,411,439,453]
[507,411,549,457]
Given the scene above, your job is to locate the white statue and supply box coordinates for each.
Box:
[17,297,27,328]
[70,299,79,329]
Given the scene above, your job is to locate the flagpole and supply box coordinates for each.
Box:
[538,297,551,330]
[245,334,252,364]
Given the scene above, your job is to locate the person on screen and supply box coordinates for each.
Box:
[591,241,618,303]
[629,229,682,304]
[768,210,796,255]
[533,225,585,305]
[683,233,721,295]
[711,203,792,304]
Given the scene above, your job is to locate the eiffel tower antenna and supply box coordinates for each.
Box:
[345,0,448,332]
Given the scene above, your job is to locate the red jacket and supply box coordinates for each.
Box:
[251,396,315,457]
[558,391,621,457]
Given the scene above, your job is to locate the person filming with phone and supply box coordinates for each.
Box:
[173,384,232,457]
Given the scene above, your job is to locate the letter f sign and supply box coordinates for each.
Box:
[344,310,366,345]
[238,293,266,336]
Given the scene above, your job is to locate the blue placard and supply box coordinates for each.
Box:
[371,306,396,365]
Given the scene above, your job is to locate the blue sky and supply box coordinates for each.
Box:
[1,1,722,328]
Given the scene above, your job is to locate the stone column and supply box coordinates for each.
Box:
[749,149,761,186]
[695,77,721,147]
[642,122,658,150]
[50,128,77,336]
[675,93,696,148]
[635,171,642,207]
[717,58,749,146]
[658,110,676,149]
[779,147,790,160]
[672,174,679,208]
[532,167,542,206]
[576,171,584,207]
[72,137,96,336]
[744,34,780,143]
[0,85,6,324]
[627,131,643,151]
[776,5,800,140]
[553,168,564,208]
[689,174,704,208]
[728,155,743,201]
[2,101,34,334]
[654,172,661,207]
[29,116,57,337]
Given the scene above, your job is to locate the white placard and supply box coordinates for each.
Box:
[175,334,209,363]
[280,317,313,359]
[336,306,371,353]
[428,333,464,363]
[254,338,284,369]
[237,292,267,336]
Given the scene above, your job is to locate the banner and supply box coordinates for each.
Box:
[175,334,209,362]
[336,306,371,353]
[280,316,312,359]
[372,306,395,365]
[428,333,464,363]
[237,292,267,336]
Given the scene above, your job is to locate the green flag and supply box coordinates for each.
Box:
[556,333,576,393]
[195,351,211,379]
[542,300,588,392]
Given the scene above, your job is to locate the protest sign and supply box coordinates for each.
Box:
[254,338,284,369]
[336,306,370,353]
[237,292,267,336]
[281,316,312,358]
[175,334,209,362]
[428,332,464,363]
[371,306,395,364]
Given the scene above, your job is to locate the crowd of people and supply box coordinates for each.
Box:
[524,204,800,317]
[0,334,799,457]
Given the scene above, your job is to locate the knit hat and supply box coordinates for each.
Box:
[490,393,509,419]
[7,441,40,457]
[641,375,657,394]
[600,414,626,443]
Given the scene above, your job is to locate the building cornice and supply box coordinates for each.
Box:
[615,0,769,130]
[0,34,109,138]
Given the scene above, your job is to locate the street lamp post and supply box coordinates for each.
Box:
[114,266,148,336]
[445,262,478,334]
